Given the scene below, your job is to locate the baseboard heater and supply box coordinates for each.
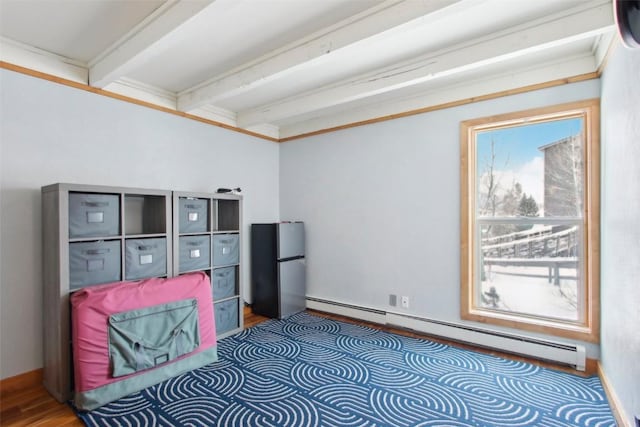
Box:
[306,297,586,371]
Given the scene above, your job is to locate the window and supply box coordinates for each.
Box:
[460,100,599,342]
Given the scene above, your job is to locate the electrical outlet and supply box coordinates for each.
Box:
[401,296,409,308]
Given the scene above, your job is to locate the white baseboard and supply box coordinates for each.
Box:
[306,297,386,324]
[306,296,586,371]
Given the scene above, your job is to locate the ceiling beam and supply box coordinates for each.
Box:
[176,0,466,112]
[88,0,214,88]
[279,54,599,139]
[237,1,613,128]
[0,37,88,84]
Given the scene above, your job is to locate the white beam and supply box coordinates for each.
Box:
[0,37,88,83]
[593,29,616,70]
[103,78,177,110]
[237,1,613,128]
[279,54,598,139]
[176,0,465,112]
[89,0,213,88]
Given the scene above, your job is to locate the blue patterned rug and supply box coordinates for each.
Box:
[76,312,614,426]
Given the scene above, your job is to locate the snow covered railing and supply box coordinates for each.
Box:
[483,257,578,285]
[483,226,577,250]
[482,226,578,258]
[482,224,553,245]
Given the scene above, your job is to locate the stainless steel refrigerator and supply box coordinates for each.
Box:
[251,222,306,319]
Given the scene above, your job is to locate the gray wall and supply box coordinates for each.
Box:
[280,79,602,356]
[600,43,640,424]
[0,70,280,379]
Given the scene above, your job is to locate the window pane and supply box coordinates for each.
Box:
[479,222,581,322]
[476,118,584,218]
[462,100,599,341]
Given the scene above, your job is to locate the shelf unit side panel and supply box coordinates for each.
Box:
[42,188,73,402]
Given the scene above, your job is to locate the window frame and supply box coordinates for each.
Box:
[460,99,600,343]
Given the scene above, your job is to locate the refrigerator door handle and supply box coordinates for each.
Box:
[277,255,305,263]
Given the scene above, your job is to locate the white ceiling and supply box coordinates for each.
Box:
[0,0,616,140]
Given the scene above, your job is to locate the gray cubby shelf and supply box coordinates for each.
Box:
[172,191,243,340]
[42,184,244,403]
[42,183,172,403]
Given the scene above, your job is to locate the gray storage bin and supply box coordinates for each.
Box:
[69,193,120,238]
[178,198,208,233]
[69,240,121,289]
[125,238,167,280]
[179,235,211,273]
[214,298,239,335]
[212,267,236,300]
[108,298,200,377]
[212,234,239,266]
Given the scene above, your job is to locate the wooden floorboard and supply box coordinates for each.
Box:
[0,306,592,426]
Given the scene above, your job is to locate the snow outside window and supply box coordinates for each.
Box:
[460,100,600,343]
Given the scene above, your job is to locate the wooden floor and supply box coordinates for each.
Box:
[0,307,592,426]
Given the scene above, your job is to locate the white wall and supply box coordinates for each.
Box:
[280,79,601,357]
[600,43,640,425]
[0,70,280,379]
